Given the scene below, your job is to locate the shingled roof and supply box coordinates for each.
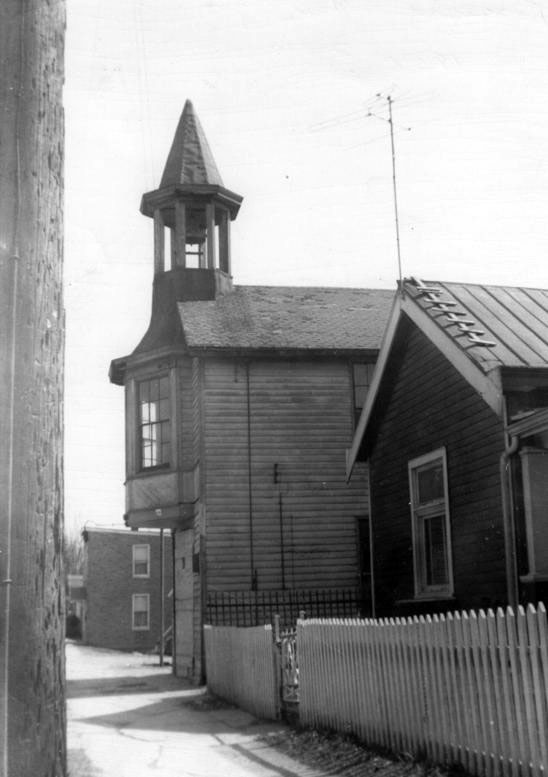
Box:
[160,99,224,188]
[179,285,394,353]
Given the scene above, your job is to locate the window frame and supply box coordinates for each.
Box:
[132,593,150,631]
[136,374,171,472]
[132,544,151,578]
[408,447,454,599]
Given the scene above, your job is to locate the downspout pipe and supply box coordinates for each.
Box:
[500,434,519,610]
[245,363,255,589]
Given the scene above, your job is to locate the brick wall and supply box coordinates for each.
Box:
[0,1,66,775]
[83,529,173,652]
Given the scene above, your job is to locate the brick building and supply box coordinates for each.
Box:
[82,528,173,653]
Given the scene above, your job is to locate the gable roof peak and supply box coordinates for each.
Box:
[160,99,224,188]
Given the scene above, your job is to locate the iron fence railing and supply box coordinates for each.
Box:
[206,587,361,631]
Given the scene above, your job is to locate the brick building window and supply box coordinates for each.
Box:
[408,448,453,598]
[138,376,170,469]
[132,544,150,578]
[132,594,150,630]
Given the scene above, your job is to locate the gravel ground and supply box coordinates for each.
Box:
[259,726,461,777]
[186,690,462,777]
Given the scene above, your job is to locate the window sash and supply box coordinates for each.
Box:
[132,594,150,630]
[138,376,171,470]
[132,544,150,578]
[409,448,452,597]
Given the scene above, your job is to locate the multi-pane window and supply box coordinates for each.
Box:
[408,448,453,597]
[185,242,205,268]
[132,544,150,578]
[138,376,170,469]
[132,594,150,630]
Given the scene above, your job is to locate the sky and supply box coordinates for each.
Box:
[64,0,548,535]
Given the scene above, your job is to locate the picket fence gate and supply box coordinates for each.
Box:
[298,604,548,777]
[203,624,279,720]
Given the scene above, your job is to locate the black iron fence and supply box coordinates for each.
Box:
[206,587,361,631]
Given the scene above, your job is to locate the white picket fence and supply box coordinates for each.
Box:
[204,624,279,720]
[298,604,548,777]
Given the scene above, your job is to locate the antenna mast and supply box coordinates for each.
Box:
[387,95,403,287]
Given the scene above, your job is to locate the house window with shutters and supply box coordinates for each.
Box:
[132,594,150,630]
[132,544,150,578]
[408,448,453,598]
[138,376,171,469]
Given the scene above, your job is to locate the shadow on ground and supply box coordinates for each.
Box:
[74,693,271,737]
[67,747,102,777]
[67,673,192,699]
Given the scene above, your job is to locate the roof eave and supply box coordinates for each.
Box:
[506,407,548,438]
[346,294,403,480]
[140,184,243,219]
[109,356,128,386]
[346,290,505,480]
[185,345,380,360]
[109,345,189,385]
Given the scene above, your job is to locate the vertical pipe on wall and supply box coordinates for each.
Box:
[367,485,376,618]
[501,435,520,609]
[171,529,177,676]
[1,247,18,777]
[0,20,23,761]
[279,492,286,590]
[159,528,165,667]
[246,363,255,589]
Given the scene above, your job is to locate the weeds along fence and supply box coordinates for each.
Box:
[204,624,279,720]
[298,604,548,777]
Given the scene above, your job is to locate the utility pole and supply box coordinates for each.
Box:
[0,1,66,775]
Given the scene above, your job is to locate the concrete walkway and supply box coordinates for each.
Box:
[66,641,318,777]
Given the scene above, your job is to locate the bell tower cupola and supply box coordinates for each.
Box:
[140,100,242,299]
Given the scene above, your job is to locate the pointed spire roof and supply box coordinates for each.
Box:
[160,100,224,188]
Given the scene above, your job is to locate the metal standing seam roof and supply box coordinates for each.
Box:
[178,285,395,352]
[405,279,548,371]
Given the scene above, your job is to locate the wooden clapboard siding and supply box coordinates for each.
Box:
[199,359,252,589]
[173,356,205,680]
[202,358,369,591]
[368,316,506,616]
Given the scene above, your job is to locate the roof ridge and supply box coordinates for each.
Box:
[230,284,395,293]
[415,277,548,294]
